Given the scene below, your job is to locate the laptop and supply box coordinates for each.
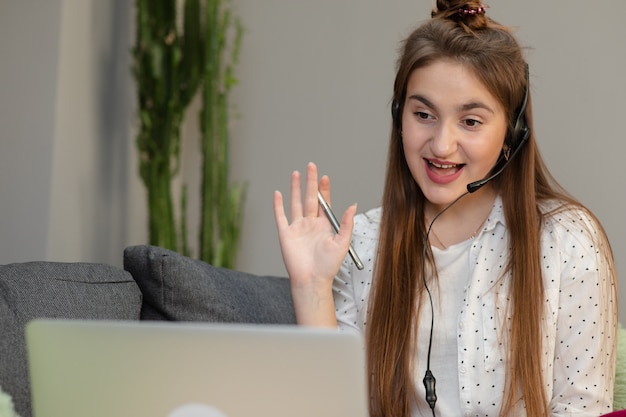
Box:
[26,319,368,417]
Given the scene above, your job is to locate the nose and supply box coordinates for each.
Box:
[430,120,458,157]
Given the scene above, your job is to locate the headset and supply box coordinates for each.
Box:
[391,63,530,193]
[467,64,530,192]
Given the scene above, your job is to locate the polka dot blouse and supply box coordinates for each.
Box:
[333,195,616,417]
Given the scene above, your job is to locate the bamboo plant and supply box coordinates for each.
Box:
[132,0,245,268]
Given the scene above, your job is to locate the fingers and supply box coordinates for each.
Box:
[303,162,319,217]
[337,203,357,244]
[279,162,334,224]
[273,190,288,230]
[289,170,303,220]
[318,175,331,216]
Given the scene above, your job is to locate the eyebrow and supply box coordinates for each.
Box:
[407,94,496,114]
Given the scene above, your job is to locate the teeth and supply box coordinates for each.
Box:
[430,161,457,169]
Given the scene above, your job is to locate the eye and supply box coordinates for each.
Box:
[463,118,482,128]
[414,111,434,121]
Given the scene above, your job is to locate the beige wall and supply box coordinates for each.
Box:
[46,0,135,263]
[0,0,61,261]
[0,0,137,265]
[1,0,624,320]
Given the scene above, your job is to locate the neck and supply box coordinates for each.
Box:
[425,187,497,249]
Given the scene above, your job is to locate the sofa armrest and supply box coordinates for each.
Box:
[0,261,141,417]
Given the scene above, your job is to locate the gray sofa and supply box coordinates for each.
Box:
[0,245,295,417]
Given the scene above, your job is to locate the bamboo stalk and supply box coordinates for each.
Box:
[134,0,245,266]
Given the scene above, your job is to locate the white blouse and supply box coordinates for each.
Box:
[333,196,616,417]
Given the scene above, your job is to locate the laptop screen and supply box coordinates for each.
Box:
[26,319,368,417]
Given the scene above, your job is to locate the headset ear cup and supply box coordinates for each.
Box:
[508,63,531,149]
[391,99,401,131]
[519,124,530,142]
[510,115,530,148]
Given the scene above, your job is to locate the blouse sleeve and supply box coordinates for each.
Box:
[547,208,617,416]
[334,259,361,332]
[332,207,381,333]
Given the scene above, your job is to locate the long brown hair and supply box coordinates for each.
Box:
[366,1,616,416]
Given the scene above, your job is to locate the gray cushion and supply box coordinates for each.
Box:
[123,245,296,324]
[0,261,142,417]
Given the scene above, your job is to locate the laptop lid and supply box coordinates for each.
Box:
[26,319,368,417]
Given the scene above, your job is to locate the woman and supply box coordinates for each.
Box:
[273,1,617,416]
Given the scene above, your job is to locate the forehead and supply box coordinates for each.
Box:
[406,60,504,113]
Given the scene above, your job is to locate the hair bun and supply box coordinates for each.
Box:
[432,1,489,29]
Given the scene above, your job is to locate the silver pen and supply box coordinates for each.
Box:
[317,191,364,270]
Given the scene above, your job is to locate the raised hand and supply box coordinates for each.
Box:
[273,162,356,326]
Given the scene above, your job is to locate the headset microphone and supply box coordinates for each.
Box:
[466,64,530,194]
[466,130,528,193]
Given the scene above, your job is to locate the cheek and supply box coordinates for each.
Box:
[469,134,506,167]
[400,127,429,153]
[401,136,422,162]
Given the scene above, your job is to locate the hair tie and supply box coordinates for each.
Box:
[458,4,487,16]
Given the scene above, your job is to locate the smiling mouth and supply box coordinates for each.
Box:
[426,159,464,174]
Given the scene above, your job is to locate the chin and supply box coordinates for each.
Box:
[421,186,467,206]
